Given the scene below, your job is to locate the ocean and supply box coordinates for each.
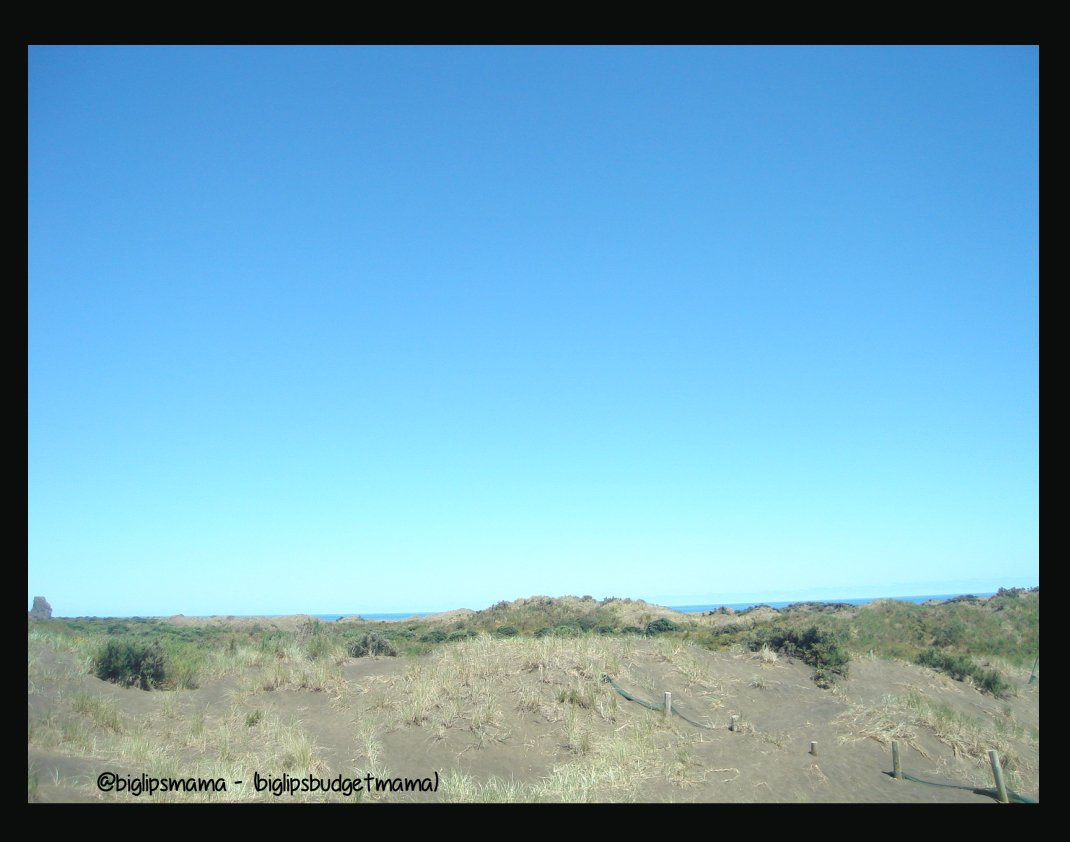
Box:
[665,593,997,614]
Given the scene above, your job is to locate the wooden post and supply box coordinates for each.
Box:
[1029,655,1038,684]
[730,714,739,732]
[663,692,671,722]
[988,750,1009,803]
[809,741,818,757]
[892,740,902,779]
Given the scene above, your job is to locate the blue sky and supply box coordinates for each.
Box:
[28,46,1038,617]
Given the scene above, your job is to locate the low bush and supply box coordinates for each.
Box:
[348,633,398,658]
[916,648,1010,697]
[748,624,850,685]
[646,618,679,636]
[95,639,170,690]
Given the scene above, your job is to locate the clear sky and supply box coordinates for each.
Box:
[28,46,1038,617]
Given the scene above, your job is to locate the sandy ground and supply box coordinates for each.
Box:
[28,633,1038,804]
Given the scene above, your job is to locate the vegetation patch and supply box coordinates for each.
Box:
[916,648,1010,697]
[746,624,850,686]
[95,638,171,690]
[348,633,398,658]
[645,618,679,636]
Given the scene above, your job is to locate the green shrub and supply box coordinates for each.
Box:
[348,634,398,658]
[620,626,644,636]
[978,670,1011,697]
[749,624,850,684]
[534,627,553,638]
[494,626,520,637]
[710,622,745,637]
[917,648,974,679]
[419,630,448,643]
[916,648,1010,697]
[595,625,615,635]
[932,620,966,648]
[95,639,170,690]
[646,618,679,636]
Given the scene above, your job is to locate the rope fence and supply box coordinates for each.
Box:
[601,674,1038,803]
[602,673,716,729]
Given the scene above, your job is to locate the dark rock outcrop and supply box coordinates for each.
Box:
[29,596,52,620]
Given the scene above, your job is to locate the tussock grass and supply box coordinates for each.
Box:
[70,691,124,732]
[903,694,1031,766]
[27,625,98,664]
[835,694,924,753]
[222,642,350,698]
[442,711,704,802]
[201,643,268,678]
[441,771,530,803]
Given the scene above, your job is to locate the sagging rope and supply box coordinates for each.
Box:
[602,673,715,729]
[897,771,1037,804]
[604,672,1039,802]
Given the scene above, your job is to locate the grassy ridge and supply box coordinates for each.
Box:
[28,588,1037,695]
[848,589,1038,666]
[702,589,1037,666]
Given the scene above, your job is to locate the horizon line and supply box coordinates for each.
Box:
[32,584,1038,620]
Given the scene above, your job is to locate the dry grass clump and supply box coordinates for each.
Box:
[835,694,923,752]
[28,626,98,664]
[70,691,124,733]
[441,712,704,802]
[379,635,624,740]
[834,692,1038,795]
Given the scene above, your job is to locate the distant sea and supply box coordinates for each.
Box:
[311,592,997,622]
[665,593,997,614]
